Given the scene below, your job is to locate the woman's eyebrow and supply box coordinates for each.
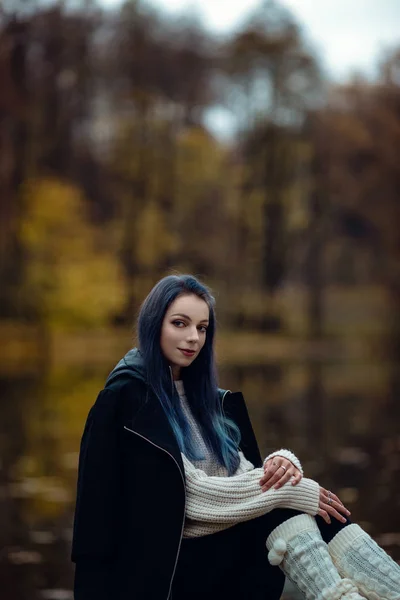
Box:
[170,313,209,323]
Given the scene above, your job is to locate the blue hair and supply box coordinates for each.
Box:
[137,274,241,475]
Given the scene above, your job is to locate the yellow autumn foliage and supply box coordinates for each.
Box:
[135,200,179,268]
[20,177,126,328]
[176,126,225,202]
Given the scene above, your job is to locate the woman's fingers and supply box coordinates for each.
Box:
[260,460,287,489]
[260,459,301,491]
[320,488,351,515]
[318,508,332,524]
[319,488,351,524]
[260,459,279,486]
[320,501,348,523]
[273,467,302,490]
[269,468,293,490]
[290,471,302,486]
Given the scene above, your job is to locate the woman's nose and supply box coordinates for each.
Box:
[186,326,199,342]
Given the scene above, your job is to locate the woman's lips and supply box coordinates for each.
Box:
[178,348,196,357]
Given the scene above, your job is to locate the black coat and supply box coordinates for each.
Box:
[72,373,284,599]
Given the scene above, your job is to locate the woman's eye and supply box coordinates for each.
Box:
[172,320,185,327]
[198,326,208,333]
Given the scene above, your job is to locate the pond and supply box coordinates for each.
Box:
[1,343,399,599]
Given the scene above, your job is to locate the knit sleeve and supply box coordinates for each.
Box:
[235,450,255,473]
[263,449,303,475]
[182,453,320,526]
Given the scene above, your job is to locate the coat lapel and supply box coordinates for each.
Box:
[125,389,185,474]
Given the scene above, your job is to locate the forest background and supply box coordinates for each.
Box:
[0,1,399,598]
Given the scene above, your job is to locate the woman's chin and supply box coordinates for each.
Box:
[178,357,194,366]
[175,353,196,366]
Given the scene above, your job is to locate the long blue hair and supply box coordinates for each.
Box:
[137,274,241,475]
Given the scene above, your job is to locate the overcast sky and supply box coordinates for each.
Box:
[124,0,400,81]
[98,0,399,138]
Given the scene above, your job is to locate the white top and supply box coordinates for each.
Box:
[174,381,320,538]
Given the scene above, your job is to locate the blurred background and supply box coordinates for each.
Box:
[1,0,400,598]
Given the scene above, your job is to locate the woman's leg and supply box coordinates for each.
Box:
[235,515,286,600]
[172,531,238,600]
[252,508,351,544]
[261,508,400,600]
[263,511,364,600]
[173,524,285,600]
[315,514,352,543]
[313,513,400,599]
[234,509,362,599]
[326,523,400,600]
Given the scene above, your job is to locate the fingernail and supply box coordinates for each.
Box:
[274,485,280,489]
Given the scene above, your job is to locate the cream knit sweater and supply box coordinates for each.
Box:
[174,381,320,538]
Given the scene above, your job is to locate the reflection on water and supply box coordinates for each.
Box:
[1,352,399,599]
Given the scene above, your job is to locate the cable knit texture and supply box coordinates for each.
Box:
[266,515,365,600]
[174,381,320,538]
[329,524,400,600]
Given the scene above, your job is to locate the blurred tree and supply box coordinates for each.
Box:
[308,48,400,521]
[0,4,101,321]
[31,7,94,174]
[314,49,400,307]
[105,1,216,319]
[223,0,321,327]
[174,125,236,278]
[20,176,125,328]
[0,15,30,318]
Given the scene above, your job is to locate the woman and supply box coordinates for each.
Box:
[72,274,400,600]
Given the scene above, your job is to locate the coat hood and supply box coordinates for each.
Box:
[105,347,147,387]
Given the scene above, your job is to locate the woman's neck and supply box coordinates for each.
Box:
[171,365,181,381]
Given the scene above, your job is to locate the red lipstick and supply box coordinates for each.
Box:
[179,349,196,357]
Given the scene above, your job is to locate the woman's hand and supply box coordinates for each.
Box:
[259,457,302,492]
[318,487,351,524]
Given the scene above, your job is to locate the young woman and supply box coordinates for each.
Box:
[72,274,400,600]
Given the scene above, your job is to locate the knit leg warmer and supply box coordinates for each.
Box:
[266,514,365,600]
[328,523,400,600]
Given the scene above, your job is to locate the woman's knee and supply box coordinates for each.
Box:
[247,508,305,541]
[315,514,353,543]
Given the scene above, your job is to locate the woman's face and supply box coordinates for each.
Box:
[160,293,210,380]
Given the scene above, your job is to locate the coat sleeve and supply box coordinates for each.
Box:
[71,387,123,599]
